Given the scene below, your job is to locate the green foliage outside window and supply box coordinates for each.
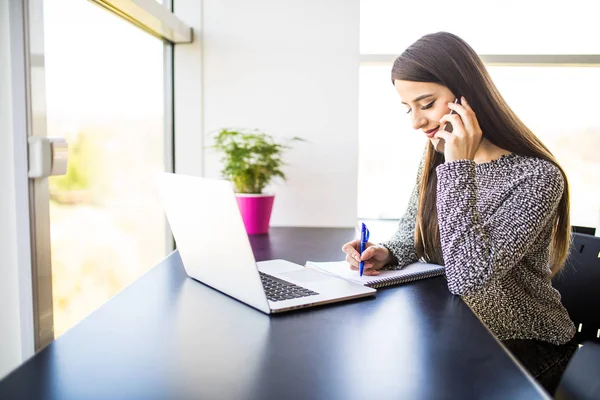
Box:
[49,133,92,204]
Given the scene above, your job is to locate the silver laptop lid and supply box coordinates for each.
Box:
[157,173,270,314]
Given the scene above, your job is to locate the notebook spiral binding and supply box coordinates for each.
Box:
[368,270,445,288]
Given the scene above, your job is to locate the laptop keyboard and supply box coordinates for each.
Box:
[259,272,319,302]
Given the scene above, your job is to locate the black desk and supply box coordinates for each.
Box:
[0,228,548,399]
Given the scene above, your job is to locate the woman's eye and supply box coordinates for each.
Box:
[421,100,435,110]
[405,100,434,114]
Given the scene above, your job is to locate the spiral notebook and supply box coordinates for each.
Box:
[305,261,445,289]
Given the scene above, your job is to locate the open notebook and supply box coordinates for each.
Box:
[305,261,445,289]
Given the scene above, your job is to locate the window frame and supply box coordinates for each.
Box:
[360,54,600,66]
[88,0,192,43]
[16,0,188,352]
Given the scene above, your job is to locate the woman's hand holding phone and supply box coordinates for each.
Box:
[434,96,483,163]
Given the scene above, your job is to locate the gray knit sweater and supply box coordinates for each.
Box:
[381,153,575,345]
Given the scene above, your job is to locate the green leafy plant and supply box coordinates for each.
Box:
[210,128,304,194]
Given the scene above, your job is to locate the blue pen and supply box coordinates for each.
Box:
[359,223,370,276]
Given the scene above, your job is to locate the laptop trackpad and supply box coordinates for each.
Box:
[280,269,333,283]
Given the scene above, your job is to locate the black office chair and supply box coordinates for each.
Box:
[554,341,600,400]
[552,233,600,344]
[571,225,596,236]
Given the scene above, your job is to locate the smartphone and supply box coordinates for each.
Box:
[433,97,460,153]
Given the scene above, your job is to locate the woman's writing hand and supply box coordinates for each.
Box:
[341,240,393,276]
[434,96,483,163]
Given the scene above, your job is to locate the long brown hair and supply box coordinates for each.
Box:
[391,32,571,275]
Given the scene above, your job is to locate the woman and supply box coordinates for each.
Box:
[342,32,577,394]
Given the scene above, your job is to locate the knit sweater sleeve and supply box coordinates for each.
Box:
[435,159,564,296]
[378,161,423,269]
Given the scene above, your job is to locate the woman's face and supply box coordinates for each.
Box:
[394,80,455,150]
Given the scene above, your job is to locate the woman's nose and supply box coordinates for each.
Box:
[411,111,426,130]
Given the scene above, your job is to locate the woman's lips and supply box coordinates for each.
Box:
[424,126,440,138]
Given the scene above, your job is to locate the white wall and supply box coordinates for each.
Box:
[1,0,23,379]
[202,0,359,227]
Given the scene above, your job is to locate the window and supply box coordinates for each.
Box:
[360,0,600,55]
[358,63,426,219]
[487,66,600,228]
[359,1,600,233]
[44,0,168,337]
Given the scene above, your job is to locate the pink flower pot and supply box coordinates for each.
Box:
[235,194,275,235]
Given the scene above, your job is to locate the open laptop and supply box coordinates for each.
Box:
[157,173,375,314]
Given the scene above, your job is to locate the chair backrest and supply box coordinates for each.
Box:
[572,225,596,236]
[552,233,600,344]
[554,341,600,400]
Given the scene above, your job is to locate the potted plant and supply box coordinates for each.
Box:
[210,128,304,235]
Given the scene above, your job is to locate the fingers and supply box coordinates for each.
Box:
[344,240,382,273]
[347,253,375,270]
[360,247,382,271]
[361,247,378,266]
[460,96,472,111]
[439,114,464,136]
[341,240,361,261]
[346,254,359,268]
[361,246,377,261]
[460,97,482,133]
[363,269,380,276]
[447,97,481,136]
[348,262,375,271]
[433,129,453,143]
